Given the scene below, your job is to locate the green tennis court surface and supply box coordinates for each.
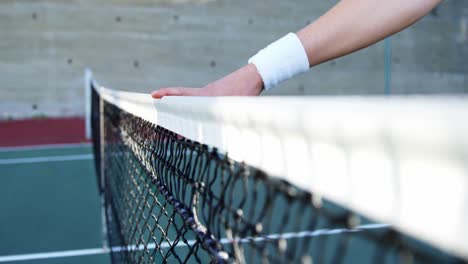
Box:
[0,145,109,264]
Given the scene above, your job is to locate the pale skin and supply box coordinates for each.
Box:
[151,0,443,99]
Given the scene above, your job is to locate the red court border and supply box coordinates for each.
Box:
[0,118,88,147]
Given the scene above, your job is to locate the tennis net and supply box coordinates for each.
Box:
[87,72,468,263]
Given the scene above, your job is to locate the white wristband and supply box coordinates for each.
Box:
[248,33,310,91]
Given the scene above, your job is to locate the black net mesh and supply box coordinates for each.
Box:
[91,85,463,264]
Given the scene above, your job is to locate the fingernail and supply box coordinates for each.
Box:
[152,93,164,99]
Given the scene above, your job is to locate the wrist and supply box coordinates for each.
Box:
[202,64,264,96]
[248,33,310,90]
[244,64,264,95]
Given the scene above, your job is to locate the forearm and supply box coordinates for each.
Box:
[297,0,443,66]
[152,0,443,98]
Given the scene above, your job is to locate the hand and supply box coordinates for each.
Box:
[151,64,264,98]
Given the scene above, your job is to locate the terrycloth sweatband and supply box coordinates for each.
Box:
[248,33,310,90]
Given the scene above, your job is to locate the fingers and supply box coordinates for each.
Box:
[151,87,194,99]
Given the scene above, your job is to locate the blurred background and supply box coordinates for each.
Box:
[0,0,467,120]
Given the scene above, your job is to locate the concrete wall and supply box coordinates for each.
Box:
[0,0,467,119]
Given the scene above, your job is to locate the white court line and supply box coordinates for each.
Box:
[0,248,110,263]
[0,224,389,262]
[0,154,93,165]
[0,143,91,152]
[111,223,390,252]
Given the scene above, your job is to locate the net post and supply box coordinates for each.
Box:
[84,69,93,139]
[98,89,109,251]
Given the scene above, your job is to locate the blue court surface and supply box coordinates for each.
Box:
[0,144,110,264]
